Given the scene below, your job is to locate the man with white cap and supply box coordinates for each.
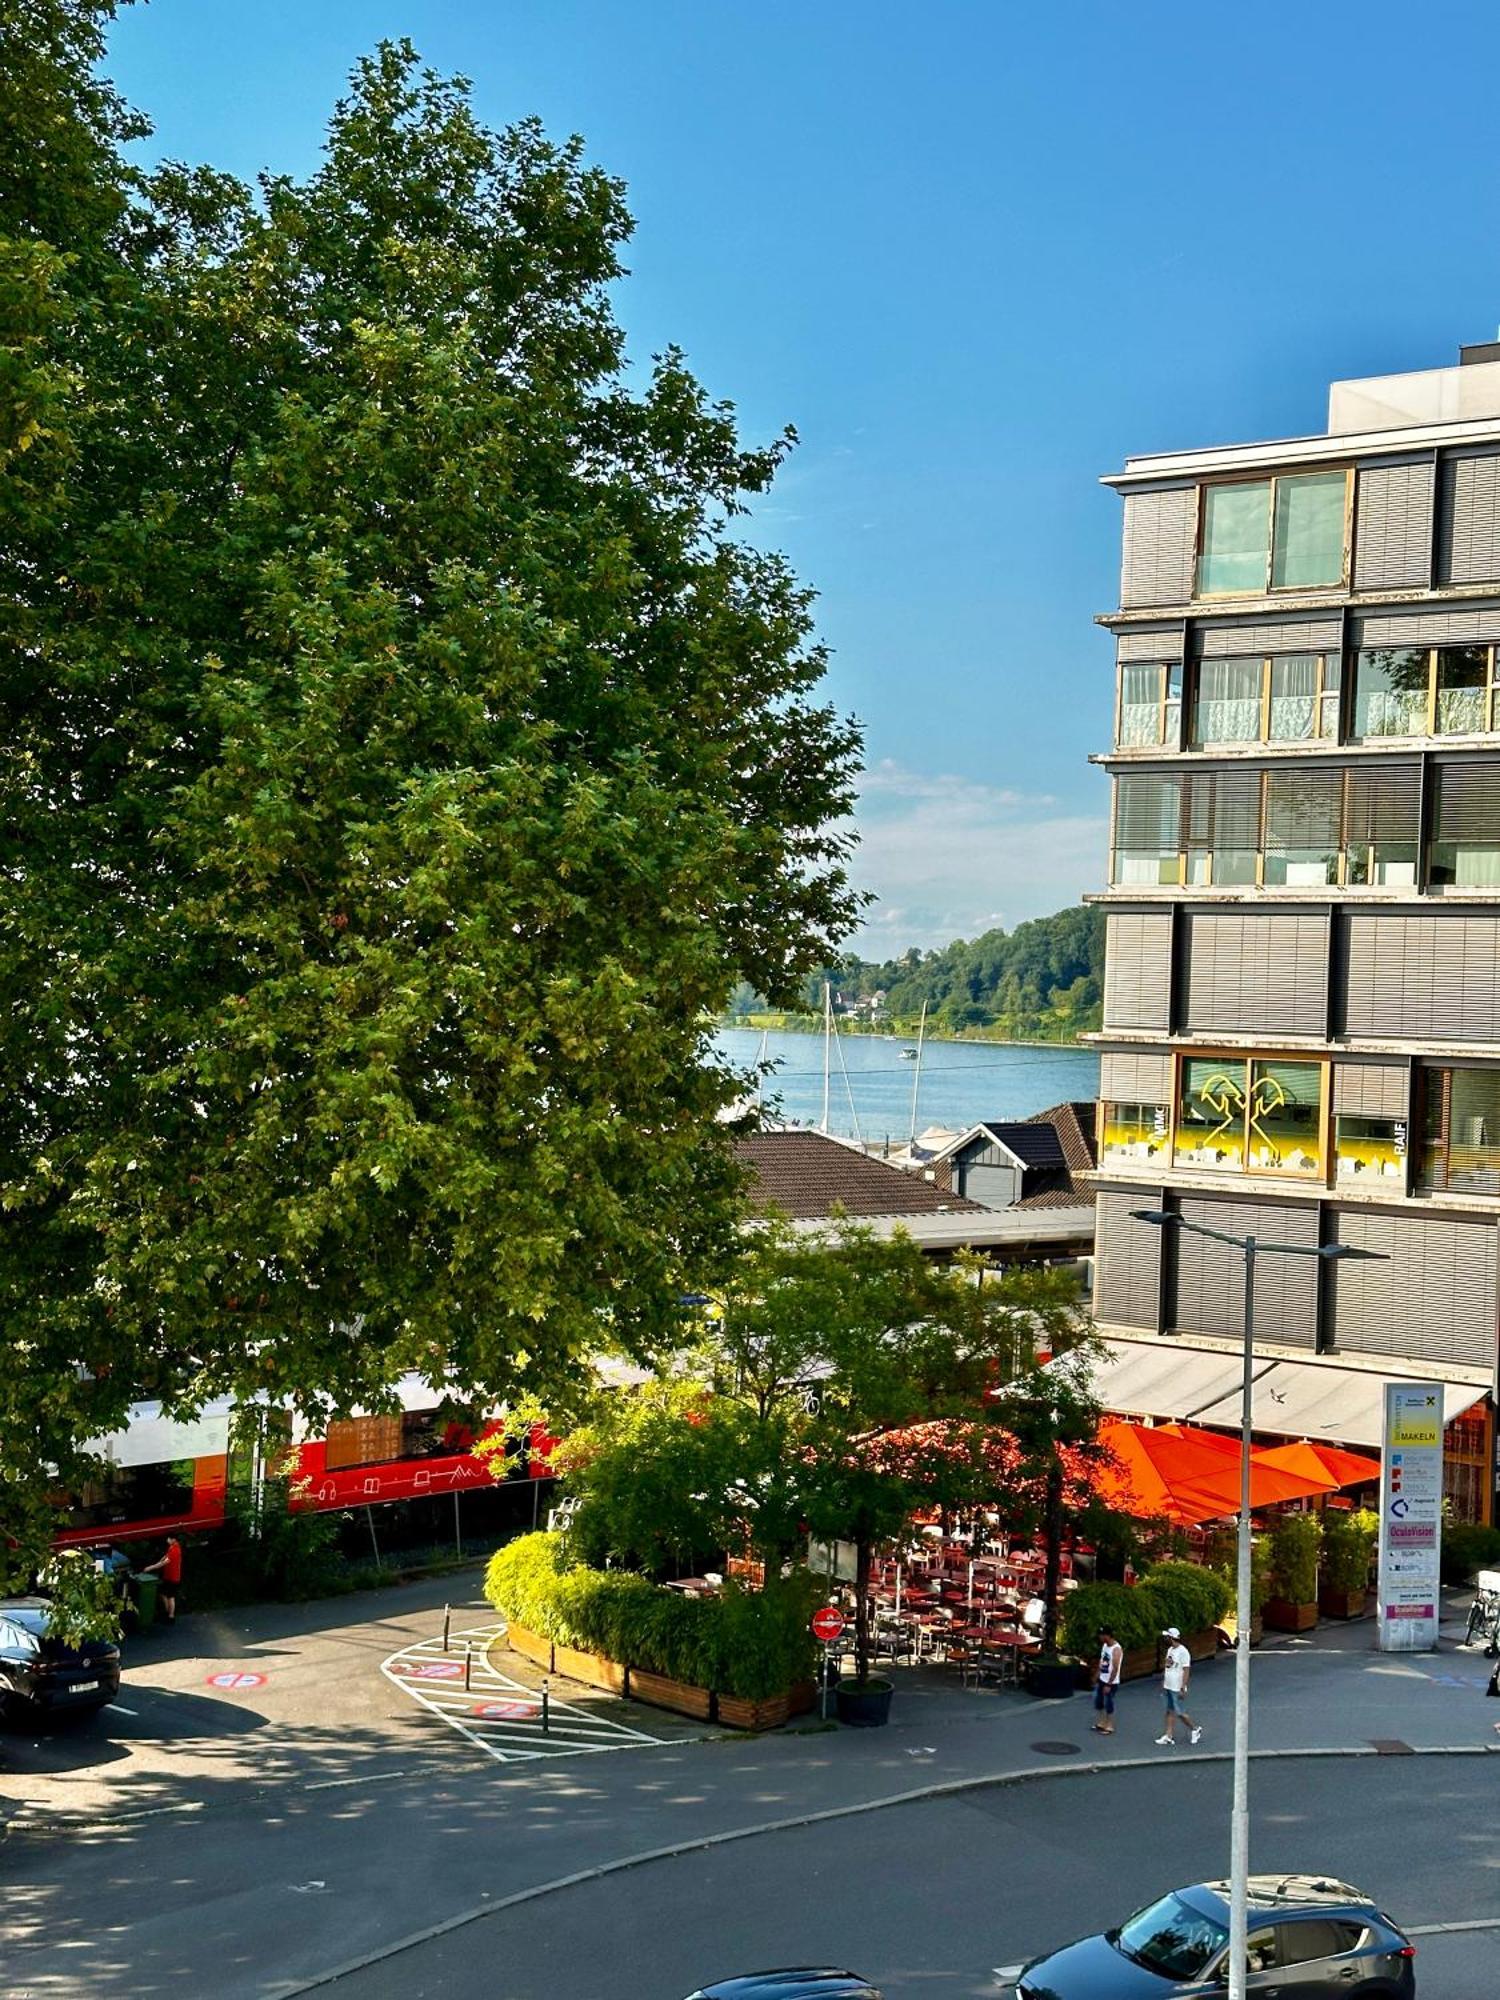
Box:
[1155,1626,1202,1747]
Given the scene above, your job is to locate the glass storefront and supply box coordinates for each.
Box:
[1333,1113,1407,1186]
[1100,1101,1170,1166]
[1172,1056,1325,1180]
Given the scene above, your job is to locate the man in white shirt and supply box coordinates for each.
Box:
[1155,1626,1203,1746]
[1090,1625,1123,1735]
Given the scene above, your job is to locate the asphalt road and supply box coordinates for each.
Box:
[5,1581,1499,2000]
[319,1756,1500,2000]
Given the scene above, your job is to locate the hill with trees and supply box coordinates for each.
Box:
[728,903,1104,1042]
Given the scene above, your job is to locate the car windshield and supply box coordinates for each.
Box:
[1117,1893,1229,1979]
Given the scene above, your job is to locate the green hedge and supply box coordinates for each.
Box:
[484,1533,818,1701]
[1060,1561,1232,1660]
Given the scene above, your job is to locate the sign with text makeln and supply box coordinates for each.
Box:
[1376,1381,1443,1653]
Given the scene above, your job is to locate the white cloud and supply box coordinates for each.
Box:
[844,759,1106,955]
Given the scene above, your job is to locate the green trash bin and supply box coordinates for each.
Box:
[131,1573,158,1627]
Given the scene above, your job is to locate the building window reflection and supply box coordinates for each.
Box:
[1172,1055,1326,1180]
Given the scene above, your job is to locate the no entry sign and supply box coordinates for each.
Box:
[810,1605,845,1644]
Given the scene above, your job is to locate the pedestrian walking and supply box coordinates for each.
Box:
[1155,1626,1202,1746]
[139,1535,183,1624]
[1090,1625,1123,1734]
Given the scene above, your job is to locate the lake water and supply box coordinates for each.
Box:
[712,1027,1099,1144]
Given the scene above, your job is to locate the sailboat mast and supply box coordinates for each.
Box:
[907,999,928,1148]
[821,982,831,1133]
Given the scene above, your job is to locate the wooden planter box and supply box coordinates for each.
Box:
[630,1668,713,1722]
[552,1641,628,1695]
[504,1621,554,1672]
[1264,1596,1319,1633]
[717,1690,795,1731]
[1318,1586,1371,1621]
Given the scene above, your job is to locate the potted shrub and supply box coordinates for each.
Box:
[1265,1512,1322,1632]
[1203,1527,1272,1645]
[1319,1509,1378,1620]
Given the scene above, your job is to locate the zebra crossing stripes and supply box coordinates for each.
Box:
[380,1625,671,1763]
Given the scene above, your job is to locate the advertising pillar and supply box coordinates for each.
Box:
[1377,1381,1443,1653]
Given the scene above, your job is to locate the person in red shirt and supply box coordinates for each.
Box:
[140,1536,183,1624]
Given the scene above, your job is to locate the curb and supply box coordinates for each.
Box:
[261,1741,1500,1997]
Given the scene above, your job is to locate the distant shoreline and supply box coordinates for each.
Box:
[715,1018,1094,1053]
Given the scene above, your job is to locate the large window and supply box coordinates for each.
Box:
[1117,661,1182,748]
[1109,760,1427,890]
[1100,1101,1170,1165]
[1334,1112,1407,1185]
[1353,645,1500,740]
[1197,471,1349,597]
[1190,652,1340,748]
[1112,771,1183,885]
[1429,761,1500,889]
[1421,1067,1500,1195]
[1182,766,1259,885]
[1173,1055,1325,1179]
[1262,767,1341,886]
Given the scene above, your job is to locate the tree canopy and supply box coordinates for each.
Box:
[0,4,861,1574]
[559,1220,1104,1679]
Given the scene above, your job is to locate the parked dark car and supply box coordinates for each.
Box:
[684,1975,883,1999]
[1013,1876,1415,1998]
[0,1597,122,1723]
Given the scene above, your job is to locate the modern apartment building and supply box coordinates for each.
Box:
[1091,344,1500,1520]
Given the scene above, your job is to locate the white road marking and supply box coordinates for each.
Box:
[379,1626,673,1763]
[305,1769,411,1792]
[110,1705,139,1716]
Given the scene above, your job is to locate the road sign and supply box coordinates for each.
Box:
[206,1671,266,1691]
[810,1605,845,1644]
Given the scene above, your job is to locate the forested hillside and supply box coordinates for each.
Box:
[727,903,1105,1041]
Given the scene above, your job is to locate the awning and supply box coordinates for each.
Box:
[1078,1338,1484,1451]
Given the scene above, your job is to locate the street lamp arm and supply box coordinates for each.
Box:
[1129,1210,1389,1262]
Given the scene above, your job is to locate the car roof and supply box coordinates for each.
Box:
[693,1974,881,1999]
[0,1598,54,1635]
[1184,1876,1377,1922]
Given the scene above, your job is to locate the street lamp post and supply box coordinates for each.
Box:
[1129,1209,1386,2000]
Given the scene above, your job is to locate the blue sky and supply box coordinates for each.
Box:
[107,0,1500,954]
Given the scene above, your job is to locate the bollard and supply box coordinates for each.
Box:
[442,1604,451,1653]
[464,1643,472,1692]
[540,1677,550,1735]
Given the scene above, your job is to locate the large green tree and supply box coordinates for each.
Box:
[0,8,860,1576]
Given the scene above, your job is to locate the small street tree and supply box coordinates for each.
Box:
[694,1220,1103,1684]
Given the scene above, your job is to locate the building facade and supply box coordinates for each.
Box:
[1091,345,1500,1518]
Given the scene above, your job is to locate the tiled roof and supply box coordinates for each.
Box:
[1011,1101,1098,1211]
[735,1131,989,1222]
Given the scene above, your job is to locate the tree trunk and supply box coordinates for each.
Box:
[1041,1457,1064,1654]
[854,1534,872,1684]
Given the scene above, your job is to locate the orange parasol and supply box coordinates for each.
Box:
[1254,1440,1382,1490]
[1094,1421,1255,1526]
[1095,1420,1339,1525]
